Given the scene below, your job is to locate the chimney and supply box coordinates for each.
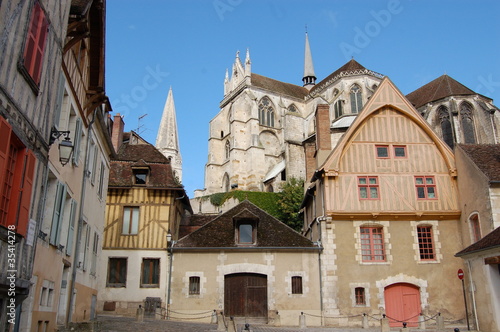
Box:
[315,104,331,166]
[111,113,124,153]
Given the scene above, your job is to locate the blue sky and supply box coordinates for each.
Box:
[105,0,500,197]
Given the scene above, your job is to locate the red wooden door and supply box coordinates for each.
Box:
[384,283,421,327]
[224,273,267,318]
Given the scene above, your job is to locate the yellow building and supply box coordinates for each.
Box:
[98,120,191,317]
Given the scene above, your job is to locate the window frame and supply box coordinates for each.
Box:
[357,176,380,200]
[417,225,435,260]
[189,276,200,295]
[141,258,160,288]
[107,257,127,287]
[122,206,140,235]
[360,227,385,262]
[291,276,303,294]
[235,219,257,245]
[470,213,481,243]
[375,145,389,159]
[393,145,407,158]
[132,167,149,186]
[415,176,437,200]
[355,287,366,306]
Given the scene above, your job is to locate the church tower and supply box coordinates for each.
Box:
[302,32,316,89]
[156,87,182,182]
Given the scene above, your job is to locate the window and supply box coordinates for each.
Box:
[393,145,407,158]
[225,140,230,159]
[438,106,454,149]
[350,84,363,114]
[417,226,435,260]
[415,176,437,199]
[133,168,148,185]
[141,258,160,287]
[358,176,379,200]
[288,104,298,113]
[22,1,49,85]
[97,161,105,198]
[0,116,36,236]
[291,276,303,294]
[122,206,139,235]
[65,199,77,255]
[258,97,275,127]
[238,223,254,244]
[90,232,99,276]
[360,227,385,261]
[460,102,476,144]
[189,276,200,295]
[470,214,481,242]
[334,100,343,118]
[107,258,127,287]
[355,287,366,305]
[49,181,66,246]
[72,118,82,166]
[376,145,389,158]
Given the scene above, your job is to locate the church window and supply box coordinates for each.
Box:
[438,106,454,149]
[122,206,139,235]
[334,100,343,118]
[223,173,230,192]
[460,102,476,144]
[469,213,481,242]
[288,104,298,114]
[225,140,230,159]
[258,97,275,127]
[350,84,363,114]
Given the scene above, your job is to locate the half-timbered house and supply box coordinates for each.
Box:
[98,118,191,317]
[301,77,465,327]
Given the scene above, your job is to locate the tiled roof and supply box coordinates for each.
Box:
[310,59,383,94]
[175,200,317,249]
[456,226,500,257]
[406,75,476,109]
[459,144,500,182]
[251,73,309,99]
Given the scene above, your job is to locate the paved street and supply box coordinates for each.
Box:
[97,315,469,332]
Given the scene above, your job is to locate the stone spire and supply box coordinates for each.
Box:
[302,32,316,89]
[156,86,182,182]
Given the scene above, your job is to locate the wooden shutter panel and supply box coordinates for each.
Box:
[24,2,49,85]
[0,117,12,227]
[65,199,77,255]
[15,149,36,236]
[49,182,66,245]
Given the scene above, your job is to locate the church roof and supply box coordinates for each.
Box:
[458,144,500,182]
[456,226,500,257]
[406,74,476,109]
[251,73,309,99]
[175,200,318,249]
[310,59,383,94]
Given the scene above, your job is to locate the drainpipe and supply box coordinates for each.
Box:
[316,216,325,326]
[466,260,479,331]
[66,110,97,325]
[166,238,176,320]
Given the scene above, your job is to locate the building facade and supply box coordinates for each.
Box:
[97,120,191,317]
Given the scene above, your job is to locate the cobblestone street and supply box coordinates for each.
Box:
[97,315,469,332]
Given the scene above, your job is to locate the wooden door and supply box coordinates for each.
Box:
[384,283,421,327]
[224,273,267,318]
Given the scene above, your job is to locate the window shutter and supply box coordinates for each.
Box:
[0,118,12,227]
[24,2,49,85]
[72,118,82,165]
[65,199,77,255]
[49,182,66,245]
[15,149,36,236]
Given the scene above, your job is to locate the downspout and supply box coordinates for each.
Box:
[166,240,176,319]
[66,110,97,325]
[466,260,479,331]
[317,175,327,326]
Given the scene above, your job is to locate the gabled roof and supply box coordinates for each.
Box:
[456,226,500,257]
[175,200,318,249]
[458,144,500,182]
[406,74,476,109]
[317,77,456,176]
[310,59,384,94]
[251,73,309,99]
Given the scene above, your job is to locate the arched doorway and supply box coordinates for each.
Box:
[384,283,421,327]
[224,273,267,319]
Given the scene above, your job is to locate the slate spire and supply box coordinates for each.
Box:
[302,32,316,89]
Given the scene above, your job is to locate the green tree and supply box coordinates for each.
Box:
[277,177,305,232]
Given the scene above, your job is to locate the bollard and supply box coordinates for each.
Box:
[155,307,161,320]
[362,313,369,329]
[274,311,281,327]
[418,313,425,330]
[211,310,217,324]
[436,313,444,331]
[136,305,144,322]
[299,312,306,329]
[380,314,390,332]
[227,316,237,332]
[217,311,225,331]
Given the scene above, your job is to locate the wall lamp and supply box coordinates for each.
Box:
[49,129,74,166]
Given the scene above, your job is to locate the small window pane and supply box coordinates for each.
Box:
[415,177,423,184]
[427,187,435,198]
[239,224,253,243]
[376,146,389,158]
[425,178,434,185]
[394,146,406,157]
[358,178,367,185]
[189,276,200,295]
[369,187,378,198]
[359,187,367,198]
[369,178,377,184]
[417,187,425,198]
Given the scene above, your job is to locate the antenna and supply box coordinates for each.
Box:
[136,113,148,135]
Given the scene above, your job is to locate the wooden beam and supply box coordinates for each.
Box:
[484,256,500,265]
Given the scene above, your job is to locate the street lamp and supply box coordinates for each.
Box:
[50,129,74,166]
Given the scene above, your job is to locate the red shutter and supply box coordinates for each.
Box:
[0,117,12,227]
[16,150,36,236]
[23,2,48,84]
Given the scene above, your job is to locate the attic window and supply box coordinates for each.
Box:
[236,219,257,245]
[133,168,149,185]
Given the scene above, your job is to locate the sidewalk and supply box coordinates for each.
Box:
[97,315,469,332]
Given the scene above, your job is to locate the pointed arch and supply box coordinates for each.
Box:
[350,84,363,114]
[334,99,344,119]
[287,103,298,114]
[258,96,275,127]
[460,101,476,144]
[225,140,231,159]
[223,173,230,192]
[437,105,454,149]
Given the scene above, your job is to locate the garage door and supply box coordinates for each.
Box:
[224,273,267,318]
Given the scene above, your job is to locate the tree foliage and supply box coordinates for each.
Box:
[276,177,305,232]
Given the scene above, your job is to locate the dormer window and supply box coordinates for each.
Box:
[235,219,257,245]
[133,168,149,185]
